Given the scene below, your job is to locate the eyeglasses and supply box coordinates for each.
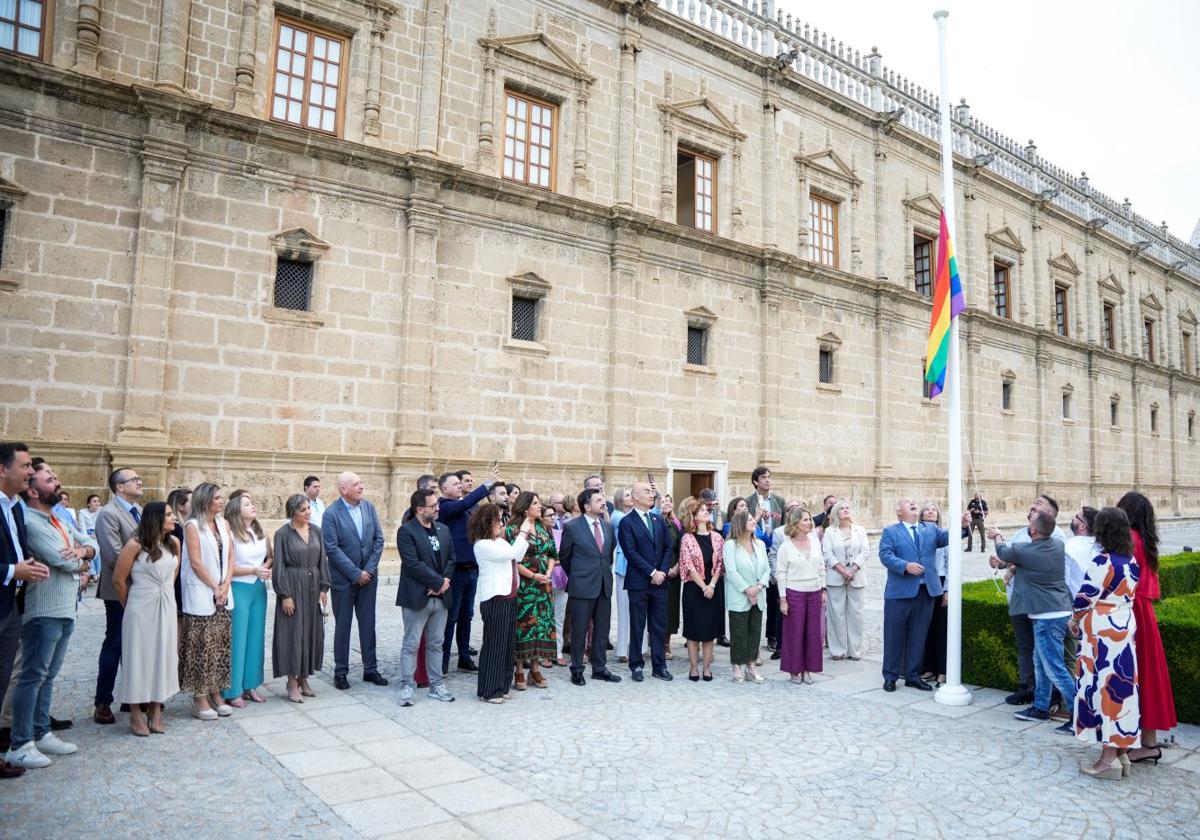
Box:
[120,475,143,484]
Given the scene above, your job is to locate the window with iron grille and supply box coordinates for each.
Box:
[1002,381,1013,411]
[686,326,707,365]
[0,0,45,58]
[913,235,933,297]
[511,295,538,342]
[992,262,1010,318]
[1102,303,1115,350]
[1054,285,1069,336]
[818,349,834,384]
[273,258,313,311]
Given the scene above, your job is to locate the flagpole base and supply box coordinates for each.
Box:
[934,682,973,706]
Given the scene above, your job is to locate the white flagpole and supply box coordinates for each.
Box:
[934,9,971,707]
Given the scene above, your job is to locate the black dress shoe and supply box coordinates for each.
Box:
[363,672,389,686]
[883,680,897,692]
[50,716,73,731]
[456,660,479,673]
[591,670,622,683]
[631,668,644,682]
[652,668,673,682]
[1005,688,1034,705]
[905,678,934,692]
[334,676,351,690]
[570,672,586,686]
[468,646,478,656]
[717,636,731,647]
[606,641,614,650]
[769,650,781,660]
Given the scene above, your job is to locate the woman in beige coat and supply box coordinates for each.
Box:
[821,501,869,660]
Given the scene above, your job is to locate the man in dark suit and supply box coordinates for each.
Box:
[395,488,456,706]
[93,466,142,723]
[0,443,48,778]
[322,471,387,690]
[878,497,950,692]
[558,487,622,686]
[618,481,673,682]
[436,464,501,673]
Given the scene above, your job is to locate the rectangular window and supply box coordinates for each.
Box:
[503,91,556,190]
[1110,399,1119,427]
[273,258,313,311]
[993,262,1011,319]
[1102,303,1115,350]
[677,149,716,233]
[1054,285,1069,337]
[1062,392,1072,419]
[1144,319,1155,362]
[1150,406,1159,434]
[0,0,45,58]
[0,208,7,266]
[1001,381,1013,411]
[1184,332,1194,375]
[1189,413,1195,439]
[922,363,933,400]
[818,349,834,384]
[913,235,933,297]
[686,326,708,366]
[808,195,838,268]
[271,19,346,135]
[511,295,538,342]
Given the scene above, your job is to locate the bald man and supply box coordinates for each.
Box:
[322,472,387,690]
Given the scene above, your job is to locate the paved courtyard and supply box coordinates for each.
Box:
[6,526,1200,839]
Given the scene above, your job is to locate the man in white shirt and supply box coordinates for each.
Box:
[303,476,325,528]
[1063,507,1098,597]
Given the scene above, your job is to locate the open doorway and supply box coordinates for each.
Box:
[666,458,728,511]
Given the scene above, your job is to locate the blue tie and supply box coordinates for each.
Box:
[130,506,141,524]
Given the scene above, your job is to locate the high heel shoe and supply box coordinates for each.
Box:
[1130,747,1161,765]
[688,670,700,682]
[1081,760,1123,780]
[702,671,713,682]
[1117,753,1132,777]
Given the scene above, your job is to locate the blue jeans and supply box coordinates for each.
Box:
[1032,616,1076,713]
[12,617,75,748]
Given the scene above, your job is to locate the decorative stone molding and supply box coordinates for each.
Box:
[684,304,718,330]
[0,176,28,292]
[363,0,397,138]
[264,228,330,328]
[504,271,551,357]
[74,0,103,71]
[231,0,260,114]
[269,227,330,262]
[795,144,861,271]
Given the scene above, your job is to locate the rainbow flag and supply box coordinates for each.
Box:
[923,209,966,398]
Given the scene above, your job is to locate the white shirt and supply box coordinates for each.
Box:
[1,491,23,586]
[231,533,268,581]
[1063,535,1096,597]
[345,500,363,538]
[308,496,325,527]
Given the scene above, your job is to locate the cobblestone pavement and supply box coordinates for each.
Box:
[6,543,1199,839]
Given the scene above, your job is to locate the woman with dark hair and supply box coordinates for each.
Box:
[504,491,558,689]
[179,483,236,720]
[471,503,531,703]
[223,492,272,706]
[112,502,180,736]
[678,497,724,680]
[1070,506,1139,779]
[1116,491,1177,764]
[272,494,330,703]
[166,488,191,620]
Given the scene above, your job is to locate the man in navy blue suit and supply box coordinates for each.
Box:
[878,497,950,692]
[618,481,673,682]
[0,442,48,779]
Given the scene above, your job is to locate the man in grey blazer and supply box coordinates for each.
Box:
[395,488,456,706]
[92,467,142,724]
[991,510,1075,729]
[558,487,621,686]
[322,472,387,691]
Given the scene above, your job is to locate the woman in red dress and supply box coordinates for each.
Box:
[1117,492,1176,764]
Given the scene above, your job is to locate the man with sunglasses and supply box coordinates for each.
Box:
[92,468,143,725]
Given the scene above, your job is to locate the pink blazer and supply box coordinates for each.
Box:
[679,531,725,583]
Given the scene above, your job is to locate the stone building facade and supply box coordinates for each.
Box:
[1,0,1199,526]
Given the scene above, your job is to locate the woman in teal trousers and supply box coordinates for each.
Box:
[223,491,273,706]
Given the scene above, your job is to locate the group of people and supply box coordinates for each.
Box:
[0,438,1179,779]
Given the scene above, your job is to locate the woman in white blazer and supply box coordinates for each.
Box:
[471,503,531,704]
[723,511,770,683]
[820,500,869,660]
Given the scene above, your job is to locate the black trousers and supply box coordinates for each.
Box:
[882,587,935,682]
[567,593,611,675]
[922,580,947,676]
[331,578,378,678]
[765,581,782,646]
[94,599,124,705]
[1011,613,1035,689]
[477,597,517,700]
[627,586,667,672]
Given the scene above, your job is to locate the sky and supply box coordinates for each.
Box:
[775,0,1199,246]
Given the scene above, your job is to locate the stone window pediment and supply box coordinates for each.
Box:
[659,96,746,143]
[1098,271,1125,298]
[1180,307,1198,327]
[478,32,595,85]
[269,227,330,262]
[1001,368,1017,383]
[902,192,943,223]
[1048,251,1081,279]
[685,305,718,329]
[0,177,27,208]
[507,270,551,300]
[817,331,843,351]
[795,148,861,188]
[1140,292,1163,313]
[985,225,1026,255]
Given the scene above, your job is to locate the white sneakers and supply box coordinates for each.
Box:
[5,733,76,769]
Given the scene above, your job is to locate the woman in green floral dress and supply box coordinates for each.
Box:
[504,491,558,689]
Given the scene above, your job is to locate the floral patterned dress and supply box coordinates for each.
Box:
[1073,550,1139,747]
[505,520,558,663]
